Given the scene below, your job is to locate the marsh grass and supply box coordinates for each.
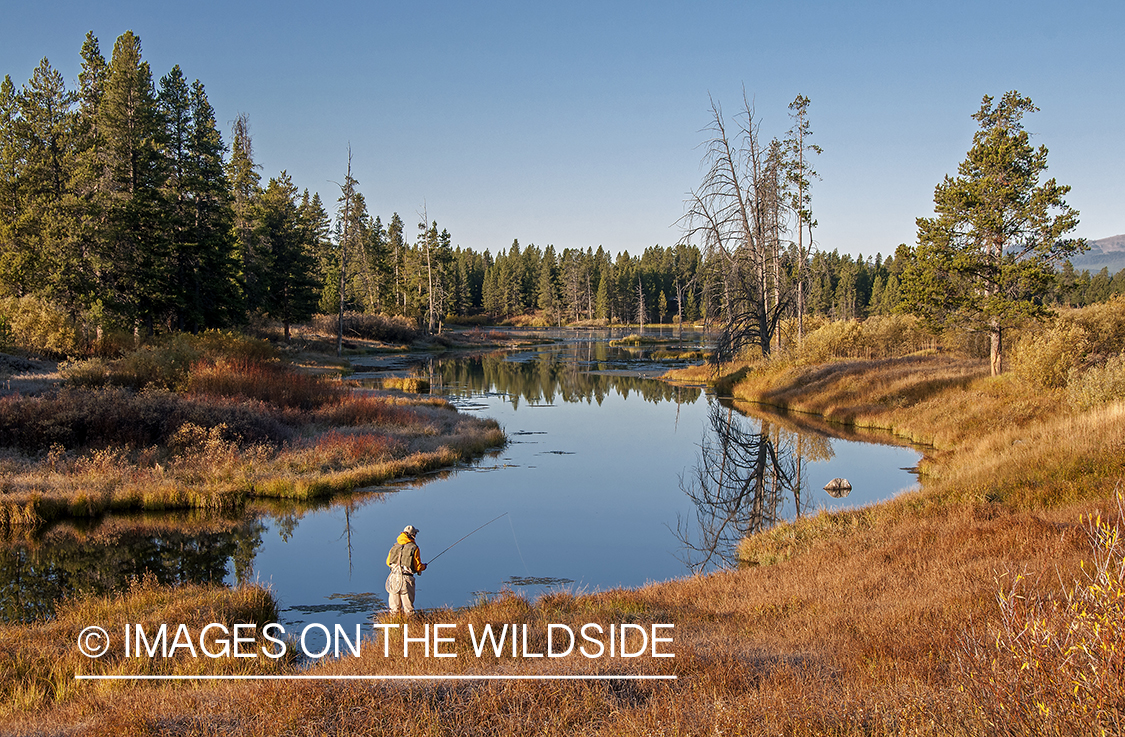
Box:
[380,375,431,393]
[0,577,282,718]
[6,494,1109,736]
[0,398,504,526]
[608,334,678,346]
[955,491,1125,736]
[0,340,504,529]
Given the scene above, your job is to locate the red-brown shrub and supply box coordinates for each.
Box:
[0,388,293,452]
[315,393,417,426]
[185,359,341,410]
[310,430,400,464]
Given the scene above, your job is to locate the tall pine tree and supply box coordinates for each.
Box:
[258,172,318,340]
[98,31,170,336]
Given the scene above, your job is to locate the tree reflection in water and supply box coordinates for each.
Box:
[0,517,265,623]
[677,401,833,572]
[420,343,703,407]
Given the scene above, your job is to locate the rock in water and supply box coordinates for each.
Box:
[823,477,852,498]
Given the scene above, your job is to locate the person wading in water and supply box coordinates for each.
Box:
[385,525,426,615]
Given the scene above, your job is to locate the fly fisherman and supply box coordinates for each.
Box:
[385,525,427,615]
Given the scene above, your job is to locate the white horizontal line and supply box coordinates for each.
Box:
[76,674,676,681]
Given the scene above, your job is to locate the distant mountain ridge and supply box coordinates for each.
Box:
[1071,234,1125,274]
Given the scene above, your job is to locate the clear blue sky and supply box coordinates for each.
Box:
[3,0,1122,258]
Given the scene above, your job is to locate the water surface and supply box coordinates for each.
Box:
[0,332,923,628]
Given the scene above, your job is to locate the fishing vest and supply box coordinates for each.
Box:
[389,542,418,574]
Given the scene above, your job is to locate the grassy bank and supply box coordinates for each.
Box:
[0,578,282,720]
[0,332,504,530]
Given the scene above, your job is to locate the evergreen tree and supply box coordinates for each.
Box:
[385,212,406,314]
[157,65,194,327]
[595,267,611,321]
[258,172,319,340]
[1111,268,1125,297]
[1087,267,1112,304]
[902,92,1083,375]
[228,112,262,316]
[1,59,77,300]
[0,75,27,295]
[60,32,109,328]
[536,244,559,322]
[97,31,170,335]
[185,79,240,328]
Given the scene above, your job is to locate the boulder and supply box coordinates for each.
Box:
[823,477,852,498]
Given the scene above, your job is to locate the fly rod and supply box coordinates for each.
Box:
[425,512,509,566]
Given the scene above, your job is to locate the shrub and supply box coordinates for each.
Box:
[0,296,80,357]
[185,358,341,410]
[309,430,400,464]
[61,332,279,392]
[1012,322,1092,388]
[191,330,277,362]
[1069,353,1125,410]
[444,313,495,326]
[0,388,292,452]
[315,393,416,426]
[1071,295,1125,355]
[312,312,419,344]
[955,491,1125,735]
[1012,298,1125,390]
[797,314,934,363]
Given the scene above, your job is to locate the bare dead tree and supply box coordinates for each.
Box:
[785,94,821,345]
[680,94,794,368]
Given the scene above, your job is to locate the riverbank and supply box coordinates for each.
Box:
[0,333,505,531]
[671,353,1122,512]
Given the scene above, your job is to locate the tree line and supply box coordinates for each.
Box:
[2,36,1117,358]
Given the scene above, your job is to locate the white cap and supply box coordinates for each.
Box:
[403,525,419,536]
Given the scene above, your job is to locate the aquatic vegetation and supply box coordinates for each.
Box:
[380,375,431,393]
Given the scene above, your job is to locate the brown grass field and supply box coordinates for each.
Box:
[2,315,1124,735]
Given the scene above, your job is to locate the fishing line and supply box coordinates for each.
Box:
[507,512,531,576]
[425,512,509,566]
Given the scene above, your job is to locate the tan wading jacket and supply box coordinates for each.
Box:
[386,532,426,574]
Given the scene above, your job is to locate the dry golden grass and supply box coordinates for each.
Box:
[380,375,431,393]
[0,578,281,720]
[0,400,504,528]
[955,492,1125,736]
[5,496,1115,736]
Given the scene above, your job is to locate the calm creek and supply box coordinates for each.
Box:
[1,330,923,630]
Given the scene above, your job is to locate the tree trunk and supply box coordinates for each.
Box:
[990,323,1003,376]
